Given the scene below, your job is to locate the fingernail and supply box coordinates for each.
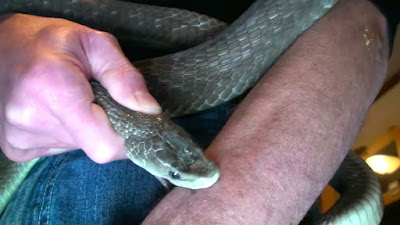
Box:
[132,91,162,114]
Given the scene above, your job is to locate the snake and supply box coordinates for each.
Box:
[0,0,384,224]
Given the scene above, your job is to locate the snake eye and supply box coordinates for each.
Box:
[169,171,181,180]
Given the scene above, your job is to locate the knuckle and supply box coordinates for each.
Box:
[36,25,69,47]
[4,102,31,127]
[90,155,112,164]
[4,103,18,125]
[93,31,118,44]
[24,58,65,88]
[24,57,87,104]
[102,62,138,86]
[38,25,63,38]
[118,63,138,76]
[0,145,19,162]
[2,125,28,150]
[90,152,115,164]
[36,23,81,46]
[1,146,32,163]
[22,70,58,103]
[86,145,117,164]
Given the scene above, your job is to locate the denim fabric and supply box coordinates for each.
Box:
[0,103,235,225]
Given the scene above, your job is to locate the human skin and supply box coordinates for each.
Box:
[0,0,389,224]
[142,0,389,224]
[0,14,161,163]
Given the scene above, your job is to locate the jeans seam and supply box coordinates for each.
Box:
[38,154,71,225]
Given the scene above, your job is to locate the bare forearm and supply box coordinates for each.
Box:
[143,0,389,224]
[206,0,388,222]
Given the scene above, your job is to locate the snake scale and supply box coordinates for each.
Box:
[0,0,384,224]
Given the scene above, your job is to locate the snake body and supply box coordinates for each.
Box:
[0,0,384,224]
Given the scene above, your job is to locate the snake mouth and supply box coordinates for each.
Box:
[169,169,220,189]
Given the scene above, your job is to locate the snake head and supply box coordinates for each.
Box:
[124,114,220,189]
[91,82,219,189]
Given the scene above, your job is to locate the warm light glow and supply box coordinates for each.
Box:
[366,155,400,175]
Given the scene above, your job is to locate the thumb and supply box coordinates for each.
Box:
[82,31,161,115]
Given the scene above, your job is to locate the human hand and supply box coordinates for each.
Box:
[0,13,161,163]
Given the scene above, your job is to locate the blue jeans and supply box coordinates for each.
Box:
[0,104,235,224]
